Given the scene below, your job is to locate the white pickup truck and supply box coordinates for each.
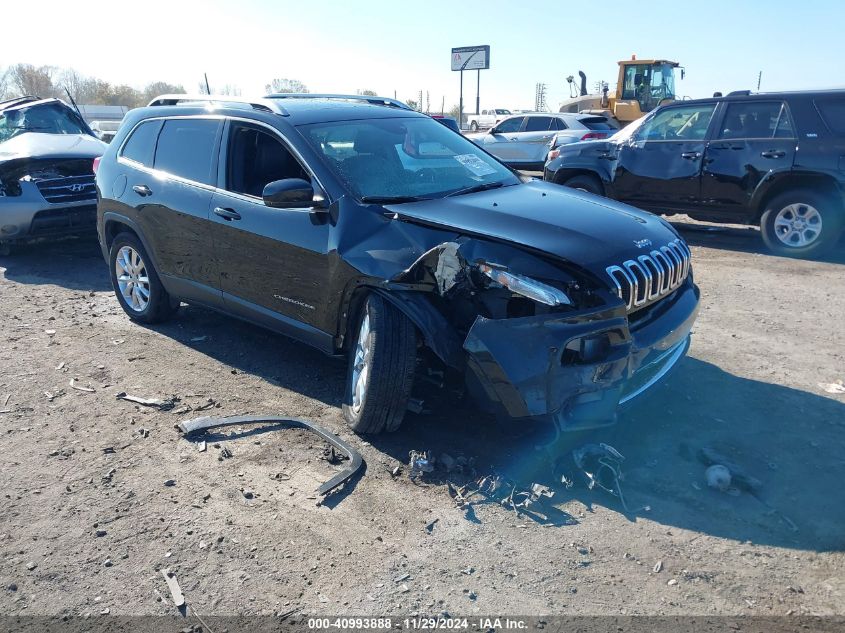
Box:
[465,108,512,131]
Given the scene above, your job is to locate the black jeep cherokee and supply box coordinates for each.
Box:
[95,93,699,434]
[544,90,845,258]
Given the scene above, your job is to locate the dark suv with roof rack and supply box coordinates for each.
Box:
[95,93,699,435]
[544,90,845,258]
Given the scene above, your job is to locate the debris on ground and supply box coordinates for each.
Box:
[409,450,435,481]
[572,443,628,511]
[424,518,439,533]
[818,380,845,395]
[116,392,180,411]
[176,415,363,496]
[322,446,348,465]
[70,378,95,393]
[161,568,185,608]
[698,447,763,493]
[654,560,664,573]
[705,464,733,492]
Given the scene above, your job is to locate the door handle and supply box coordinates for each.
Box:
[509,137,519,141]
[680,151,702,160]
[761,150,786,159]
[132,184,152,197]
[213,207,242,221]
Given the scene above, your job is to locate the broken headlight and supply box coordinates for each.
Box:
[478,263,572,307]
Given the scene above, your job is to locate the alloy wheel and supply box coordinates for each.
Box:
[115,245,151,312]
[350,312,371,414]
[773,203,822,248]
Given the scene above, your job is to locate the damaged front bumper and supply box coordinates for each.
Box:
[0,181,97,243]
[463,279,700,430]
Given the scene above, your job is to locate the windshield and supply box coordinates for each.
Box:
[494,109,511,115]
[0,102,88,144]
[300,117,519,201]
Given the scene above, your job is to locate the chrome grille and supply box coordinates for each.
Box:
[606,238,691,311]
[35,174,97,204]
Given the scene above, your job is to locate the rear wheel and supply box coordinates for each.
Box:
[563,174,603,195]
[109,232,179,323]
[342,294,417,435]
[760,189,843,258]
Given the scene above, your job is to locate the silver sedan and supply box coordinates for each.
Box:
[468,112,617,171]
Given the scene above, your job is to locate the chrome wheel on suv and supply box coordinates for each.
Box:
[761,190,843,258]
[115,245,151,312]
[108,232,179,324]
[350,312,371,414]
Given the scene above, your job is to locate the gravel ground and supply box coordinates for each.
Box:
[0,222,843,621]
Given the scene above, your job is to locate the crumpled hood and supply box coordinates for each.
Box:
[387,180,682,273]
[0,133,106,162]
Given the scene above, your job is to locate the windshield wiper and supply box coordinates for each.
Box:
[360,195,427,204]
[445,181,507,197]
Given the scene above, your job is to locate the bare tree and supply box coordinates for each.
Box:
[7,64,58,98]
[142,81,186,103]
[405,98,419,111]
[0,67,8,100]
[356,89,378,96]
[217,84,241,96]
[447,104,460,119]
[265,78,308,94]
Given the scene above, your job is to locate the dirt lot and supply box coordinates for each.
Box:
[0,222,843,621]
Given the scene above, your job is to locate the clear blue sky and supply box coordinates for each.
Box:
[2,0,843,111]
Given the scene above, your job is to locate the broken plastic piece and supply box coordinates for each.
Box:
[176,415,363,496]
[573,442,628,511]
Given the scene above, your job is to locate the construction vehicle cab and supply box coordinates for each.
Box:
[615,58,682,121]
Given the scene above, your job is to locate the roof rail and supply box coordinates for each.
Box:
[264,93,413,111]
[0,95,40,110]
[147,94,288,115]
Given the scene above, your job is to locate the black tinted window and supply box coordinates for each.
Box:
[154,119,219,185]
[551,118,568,130]
[719,102,792,139]
[495,117,523,133]
[816,99,845,135]
[580,117,615,131]
[226,124,308,198]
[524,116,554,132]
[120,120,161,166]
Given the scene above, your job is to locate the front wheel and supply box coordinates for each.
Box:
[563,174,603,196]
[760,190,843,258]
[342,294,417,435]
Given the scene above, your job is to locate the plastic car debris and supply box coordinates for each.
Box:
[161,568,185,607]
[116,391,180,411]
[409,450,435,481]
[176,415,363,496]
[572,442,628,511]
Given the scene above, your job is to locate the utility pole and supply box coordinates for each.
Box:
[534,83,547,112]
[476,69,480,115]
[757,71,762,91]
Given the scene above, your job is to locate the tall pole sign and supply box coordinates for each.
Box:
[451,45,490,130]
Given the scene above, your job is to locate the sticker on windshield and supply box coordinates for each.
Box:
[453,153,497,177]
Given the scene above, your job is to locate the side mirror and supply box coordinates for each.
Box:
[262,178,320,209]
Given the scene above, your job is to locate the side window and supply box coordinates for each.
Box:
[815,99,845,135]
[552,118,568,130]
[225,123,309,198]
[495,117,524,133]
[524,116,554,132]
[120,120,161,167]
[154,119,220,185]
[637,104,716,141]
[718,102,791,139]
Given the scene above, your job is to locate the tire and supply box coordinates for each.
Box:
[563,174,603,196]
[470,121,479,132]
[760,189,844,258]
[342,294,418,435]
[108,232,179,323]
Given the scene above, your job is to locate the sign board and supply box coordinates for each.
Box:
[451,45,490,71]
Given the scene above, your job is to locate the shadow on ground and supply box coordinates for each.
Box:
[671,220,845,264]
[0,237,112,291]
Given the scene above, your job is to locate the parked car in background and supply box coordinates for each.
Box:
[90,120,122,143]
[430,115,460,133]
[96,93,698,435]
[474,113,617,171]
[0,96,106,254]
[466,108,512,131]
[545,90,845,258]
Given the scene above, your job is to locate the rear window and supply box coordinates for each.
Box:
[580,117,615,131]
[120,120,161,166]
[815,99,845,135]
[154,119,220,185]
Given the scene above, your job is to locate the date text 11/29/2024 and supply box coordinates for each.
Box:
[307,617,528,630]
